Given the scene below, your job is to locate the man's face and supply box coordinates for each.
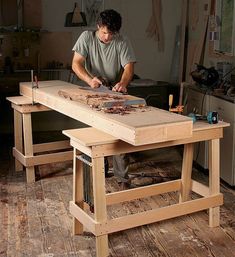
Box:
[97,25,115,44]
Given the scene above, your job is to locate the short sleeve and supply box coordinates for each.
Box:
[119,37,136,67]
[72,31,90,58]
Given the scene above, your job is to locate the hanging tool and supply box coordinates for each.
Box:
[65,3,87,27]
[188,111,218,124]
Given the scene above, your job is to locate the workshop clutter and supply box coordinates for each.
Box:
[191,64,219,89]
[0,31,72,72]
[191,63,235,97]
[217,62,232,83]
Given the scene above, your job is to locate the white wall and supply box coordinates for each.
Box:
[42,0,182,82]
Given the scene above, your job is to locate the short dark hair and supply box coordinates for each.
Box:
[97,9,122,33]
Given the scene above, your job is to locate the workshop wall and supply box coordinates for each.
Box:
[0,0,182,133]
[41,0,182,82]
[186,0,235,82]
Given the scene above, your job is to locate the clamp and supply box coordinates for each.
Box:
[31,70,39,105]
[169,94,184,113]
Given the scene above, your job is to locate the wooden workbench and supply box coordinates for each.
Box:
[12,80,229,257]
[19,80,193,146]
[63,121,229,257]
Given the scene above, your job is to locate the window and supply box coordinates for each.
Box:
[214,0,235,55]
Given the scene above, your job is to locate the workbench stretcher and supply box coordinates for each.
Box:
[63,121,228,257]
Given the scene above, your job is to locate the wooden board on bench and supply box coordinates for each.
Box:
[58,87,146,108]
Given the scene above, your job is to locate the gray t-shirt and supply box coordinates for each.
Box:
[72,30,136,84]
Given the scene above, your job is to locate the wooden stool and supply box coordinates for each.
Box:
[63,123,227,257]
[7,96,73,183]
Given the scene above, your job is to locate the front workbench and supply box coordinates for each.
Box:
[63,121,228,257]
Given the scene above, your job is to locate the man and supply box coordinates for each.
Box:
[72,9,136,181]
[72,9,136,93]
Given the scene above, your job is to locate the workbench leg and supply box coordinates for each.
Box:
[22,113,35,183]
[208,139,220,227]
[92,157,109,257]
[73,149,84,235]
[14,109,23,171]
[179,143,194,202]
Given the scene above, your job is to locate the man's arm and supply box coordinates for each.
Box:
[72,52,102,88]
[113,62,134,93]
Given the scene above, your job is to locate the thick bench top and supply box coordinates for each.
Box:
[20,80,193,146]
[63,127,118,147]
[63,121,229,148]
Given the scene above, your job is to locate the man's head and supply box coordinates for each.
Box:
[97,9,122,44]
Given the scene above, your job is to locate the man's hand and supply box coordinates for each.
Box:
[89,77,102,88]
[112,63,134,93]
[112,82,127,93]
[72,53,102,89]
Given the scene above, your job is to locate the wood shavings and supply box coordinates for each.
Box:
[85,93,127,107]
[86,94,123,100]
[103,105,133,115]
[58,88,147,115]
[101,105,149,115]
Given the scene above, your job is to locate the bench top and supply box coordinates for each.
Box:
[6,95,51,113]
[63,121,229,147]
[20,80,193,146]
[6,96,33,105]
[63,127,119,147]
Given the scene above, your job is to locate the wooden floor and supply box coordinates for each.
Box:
[0,134,234,257]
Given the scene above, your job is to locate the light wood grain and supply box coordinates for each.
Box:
[7,96,32,105]
[14,109,23,171]
[20,80,193,146]
[22,113,35,183]
[63,127,118,147]
[209,139,220,227]
[66,122,228,159]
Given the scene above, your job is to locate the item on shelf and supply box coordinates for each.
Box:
[191,64,219,89]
